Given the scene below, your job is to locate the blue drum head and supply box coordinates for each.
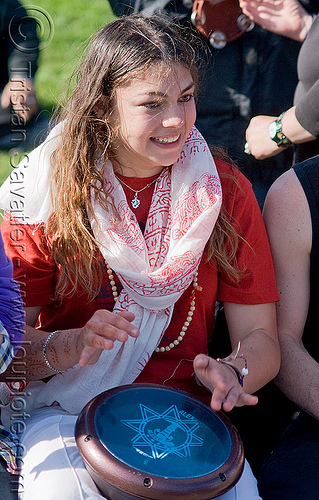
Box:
[95,385,231,479]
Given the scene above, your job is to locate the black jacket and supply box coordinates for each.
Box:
[0,0,39,90]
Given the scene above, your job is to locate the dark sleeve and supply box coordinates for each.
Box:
[294,16,319,137]
[107,0,191,19]
[295,78,319,137]
[1,0,39,83]
[0,232,24,354]
[107,0,136,16]
[298,0,319,14]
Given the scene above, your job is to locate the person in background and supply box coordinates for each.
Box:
[242,0,319,164]
[258,154,319,499]
[0,15,280,499]
[108,0,301,206]
[0,0,40,149]
[0,232,24,499]
[210,0,319,476]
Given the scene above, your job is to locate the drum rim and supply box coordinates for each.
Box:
[75,383,245,500]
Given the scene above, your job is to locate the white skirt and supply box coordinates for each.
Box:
[18,407,262,500]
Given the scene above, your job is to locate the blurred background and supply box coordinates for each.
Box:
[0,0,115,184]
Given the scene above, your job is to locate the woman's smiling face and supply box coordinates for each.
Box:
[109,63,196,177]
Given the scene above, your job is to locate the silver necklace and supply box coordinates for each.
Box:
[115,175,158,209]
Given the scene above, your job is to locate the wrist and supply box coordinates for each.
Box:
[268,112,294,148]
[299,14,314,42]
[217,359,244,386]
[216,341,248,387]
[42,329,80,373]
[42,330,64,373]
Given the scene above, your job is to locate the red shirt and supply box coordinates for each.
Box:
[1,160,278,401]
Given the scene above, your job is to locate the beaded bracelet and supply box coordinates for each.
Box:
[216,341,248,387]
[42,330,63,373]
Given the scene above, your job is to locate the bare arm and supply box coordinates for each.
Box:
[239,0,313,41]
[245,107,317,160]
[263,168,319,419]
[7,305,140,381]
[194,301,280,412]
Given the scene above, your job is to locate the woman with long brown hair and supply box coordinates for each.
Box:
[0,14,279,499]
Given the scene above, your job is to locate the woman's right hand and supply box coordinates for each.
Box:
[75,309,140,367]
[239,0,313,41]
[9,307,140,381]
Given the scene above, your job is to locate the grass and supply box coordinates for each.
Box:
[0,0,116,183]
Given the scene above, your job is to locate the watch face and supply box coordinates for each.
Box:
[268,121,278,140]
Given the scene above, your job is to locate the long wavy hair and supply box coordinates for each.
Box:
[47,14,243,300]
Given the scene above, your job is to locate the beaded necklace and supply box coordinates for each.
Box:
[105,261,200,353]
[156,271,199,353]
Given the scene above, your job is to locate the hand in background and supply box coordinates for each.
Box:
[239,0,313,41]
[245,106,317,159]
[245,115,286,159]
[1,78,39,122]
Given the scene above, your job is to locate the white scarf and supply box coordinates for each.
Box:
[0,124,222,415]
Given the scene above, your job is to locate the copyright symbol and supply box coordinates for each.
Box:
[8,5,54,52]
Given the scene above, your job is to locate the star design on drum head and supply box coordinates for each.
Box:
[121,404,204,460]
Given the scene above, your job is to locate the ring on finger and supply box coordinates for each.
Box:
[244,142,251,154]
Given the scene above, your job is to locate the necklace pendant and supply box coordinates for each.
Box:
[131,192,140,209]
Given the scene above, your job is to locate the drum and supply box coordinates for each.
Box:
[191,0,254,49]
[75,384,244,500]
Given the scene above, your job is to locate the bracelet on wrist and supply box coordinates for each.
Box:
[42,330,64,373]
[216,359,244,386]
[216,341,248,387]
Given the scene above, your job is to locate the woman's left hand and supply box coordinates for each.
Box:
[193,353,258,412]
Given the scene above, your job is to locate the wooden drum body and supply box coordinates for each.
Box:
[75,384,244,500]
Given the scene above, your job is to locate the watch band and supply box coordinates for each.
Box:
[269,112,293,148]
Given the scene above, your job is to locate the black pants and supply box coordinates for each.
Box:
[258,412,319,500]
[0,456,18,500]
[0,106,12,137]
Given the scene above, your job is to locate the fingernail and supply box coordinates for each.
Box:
[118,332,128,342]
